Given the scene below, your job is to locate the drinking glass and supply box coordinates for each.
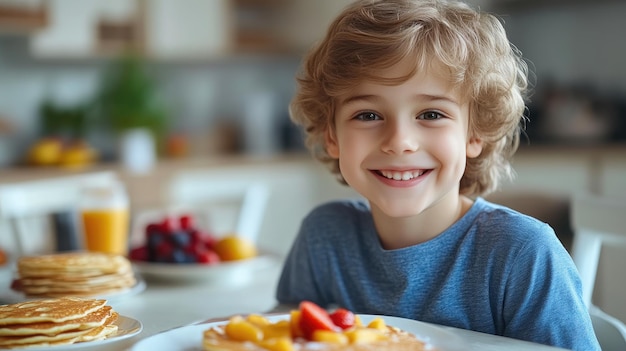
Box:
[79,181,130,255]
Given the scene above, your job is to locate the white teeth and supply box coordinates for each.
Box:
[380,170,424,180]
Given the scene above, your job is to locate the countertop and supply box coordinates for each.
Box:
[0,261,569,351]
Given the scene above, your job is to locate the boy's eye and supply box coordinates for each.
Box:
[354,112,381,121]
[419,111,443,120]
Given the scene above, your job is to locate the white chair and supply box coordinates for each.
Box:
[0,171,121,256]
[570,193,626,351]
[131,169,270,247]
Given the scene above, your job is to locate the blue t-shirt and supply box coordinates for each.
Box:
[276,197,600,351]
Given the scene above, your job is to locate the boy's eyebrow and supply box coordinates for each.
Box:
[340,94,378,105]
[340,93,460,105]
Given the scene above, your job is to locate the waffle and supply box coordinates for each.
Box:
[0,297,119,349]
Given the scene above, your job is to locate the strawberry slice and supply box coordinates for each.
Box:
[298,301,338,339]
[329,308,356,330]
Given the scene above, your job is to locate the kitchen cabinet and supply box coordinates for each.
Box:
[29,0,137,58]
[143,0,231,60]
[23,0,232,60]
[21,0,316,61]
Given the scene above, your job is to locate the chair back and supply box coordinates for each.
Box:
[570,193,626,351]
[0,171,120,255]
[156,169,270,244]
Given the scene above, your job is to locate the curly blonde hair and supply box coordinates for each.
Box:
[290,0,529,196]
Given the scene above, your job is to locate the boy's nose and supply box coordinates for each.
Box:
[380,121,419,154]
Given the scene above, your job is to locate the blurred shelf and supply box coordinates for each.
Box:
[0,3,48,34]
[12,0,306,62]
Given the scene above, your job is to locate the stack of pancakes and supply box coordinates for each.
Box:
[0,297,119,349]
[13,252,136,298]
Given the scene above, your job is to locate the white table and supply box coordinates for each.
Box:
[1,262,568,351]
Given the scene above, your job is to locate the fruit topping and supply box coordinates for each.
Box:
[329,308,356,330]
[203,301,396,351]
[299,301,339,339]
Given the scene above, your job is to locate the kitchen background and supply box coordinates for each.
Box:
[0,0,625,320]
[0,0,625,167]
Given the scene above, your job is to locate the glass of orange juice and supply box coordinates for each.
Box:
[79,181,130,255]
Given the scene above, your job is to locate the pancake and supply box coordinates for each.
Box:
[17,252,131,276]
[13,252,136,298]
[0,306,113,336]
[0,297,107,325]
[74,312,119,342]
[0,326,94,347]
[0,298,120,349]
[18,274,136,297]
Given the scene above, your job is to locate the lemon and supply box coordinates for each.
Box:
[27,138,63,166]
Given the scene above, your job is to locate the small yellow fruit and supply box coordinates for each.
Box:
[58,141,97,168]
[225,316,263,342]
[345,328,387,343]
[367,317,387,331]
[246,314,270,327]
[27,138,63,165]
[261,320,291,340]
[311,330,349,345]
[214,235,257,261]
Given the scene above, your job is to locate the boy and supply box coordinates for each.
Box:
[275,0,600,350]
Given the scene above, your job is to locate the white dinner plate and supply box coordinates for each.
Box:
[0,274,146,305]
[0,315,142,351]
[132,252,279,284]
[130,314,466,351]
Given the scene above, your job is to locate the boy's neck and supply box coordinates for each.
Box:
[371,195,474,250]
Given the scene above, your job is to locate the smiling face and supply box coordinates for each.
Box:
[326,60,483,226]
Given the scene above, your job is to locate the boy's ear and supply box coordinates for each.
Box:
[466,136,483,158]
[325,128,340,159]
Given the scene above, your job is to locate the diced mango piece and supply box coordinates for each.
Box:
[262,320,292,340]
[354,315,363,327]
[366,317,387,331]
[345,328,388,344]
[289,310,304,338]
[311,330,349,345]
[224,316,263,342]
[247,313,270,327]
[257,337,295,351]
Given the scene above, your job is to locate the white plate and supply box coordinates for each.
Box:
[0,315,142,351]
[132,253,279,283]
[130,314,466,351]
[0,275,146,305]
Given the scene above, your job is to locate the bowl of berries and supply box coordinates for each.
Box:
[129,212,278,284]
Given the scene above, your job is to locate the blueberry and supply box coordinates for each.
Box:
[170,230,191,248]
[147,232,165,247]
[171,249,188,263]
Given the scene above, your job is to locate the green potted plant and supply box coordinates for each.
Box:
[97,55,167,173]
